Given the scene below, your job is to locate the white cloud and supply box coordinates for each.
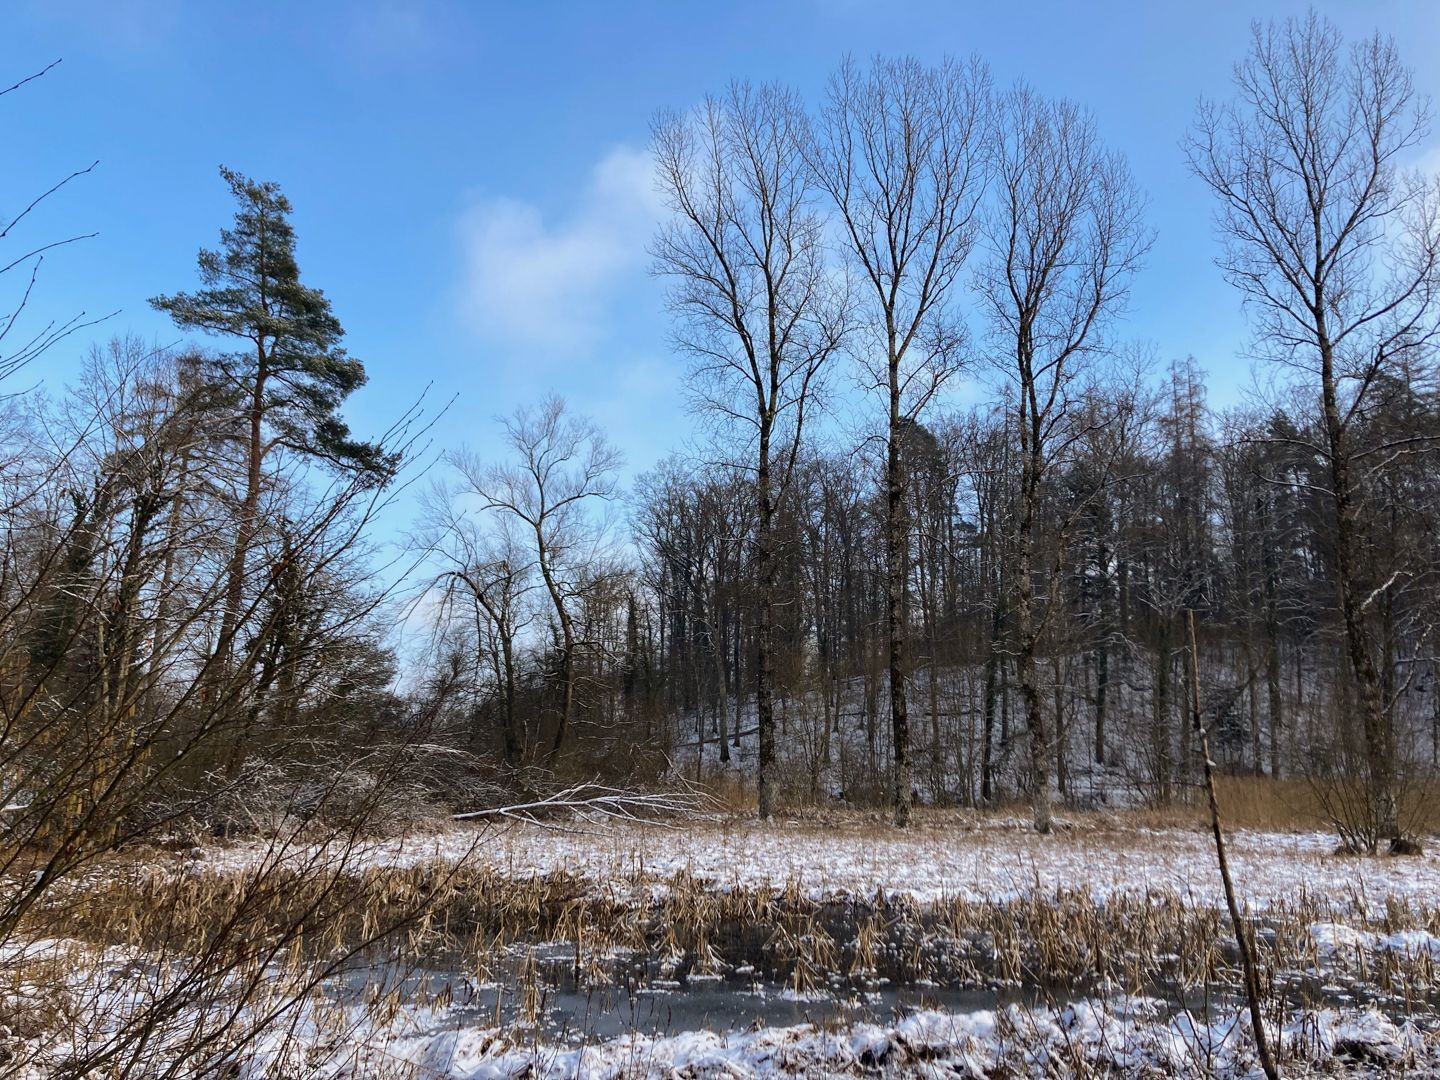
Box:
[454,146,660,352]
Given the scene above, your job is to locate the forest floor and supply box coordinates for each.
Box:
[11,810,1440,1077]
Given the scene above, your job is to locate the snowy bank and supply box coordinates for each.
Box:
[198,817,1440,910]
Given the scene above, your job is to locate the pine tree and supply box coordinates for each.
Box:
[151,167,392,737]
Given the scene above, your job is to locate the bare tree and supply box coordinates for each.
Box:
[809,55,990,826]
[0,344,427,936]
[1,60,104,386]
[653,82,848,818]
[449,396,620,764]
[1188,12,1440,847]
[978,86,1149,833]
[635,458,752,768]
[418,488,536,767]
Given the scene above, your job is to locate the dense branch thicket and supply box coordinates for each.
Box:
[0,84,458,1067]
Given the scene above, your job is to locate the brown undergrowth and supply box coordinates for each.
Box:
[738,776,1439,836]
[4,810,1439,1074]
[25,850,1440,999]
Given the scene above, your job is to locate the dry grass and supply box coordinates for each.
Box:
[2,779,1435,1074]
[1098,775,1440,836]
[690,766,756,815]
[1088,777,1332,832]
[6,809,1440,1075]
[691,771,1440,837]
[25,838,1440,997]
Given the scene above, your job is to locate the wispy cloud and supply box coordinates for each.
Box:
[453,146,660,353]
[1413,142,1440,178]
[341,0,462,65]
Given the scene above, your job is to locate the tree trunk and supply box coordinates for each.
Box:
[756,420,777,820]
[1017,376,1050,834]
[1264,555,1283,779]
[706,595,730,766]
[1153,617,1172,805]
[221,355,267,780]
[1318,324,1398,845]
[536,533,575,763]
[733,614,743,749]
[887,349,911,826]
[1094,538,1110,766]
[981,598,1002,803]
[501,626,520,767]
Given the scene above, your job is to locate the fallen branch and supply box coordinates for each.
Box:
[453,782,712,828]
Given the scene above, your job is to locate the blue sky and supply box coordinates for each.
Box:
[6,0,1440,499]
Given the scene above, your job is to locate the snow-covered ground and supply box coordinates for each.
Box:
[12,816,1440,1077]
[243,997,1437,1079]
[11,947,1438,1078]
[200,815,1440,912]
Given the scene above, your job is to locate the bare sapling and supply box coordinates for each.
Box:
[1187,608,1280,1080]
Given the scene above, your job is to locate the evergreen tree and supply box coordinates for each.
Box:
[151,167,392,725]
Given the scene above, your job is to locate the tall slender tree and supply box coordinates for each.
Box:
[810,55,990,826]
[978,87,1149,833]
[152,168,392,696]
[653,83,848,818]
[1188,13,1440,847]
[449,396,619,763]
